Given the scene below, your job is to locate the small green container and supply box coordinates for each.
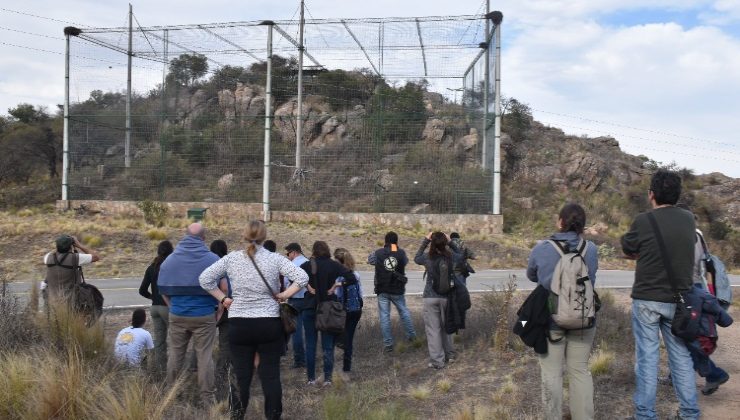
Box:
[187,207,208,221]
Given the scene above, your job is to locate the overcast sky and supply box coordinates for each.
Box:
[1,0,739,177]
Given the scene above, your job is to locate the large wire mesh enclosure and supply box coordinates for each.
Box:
[66,11,500,214]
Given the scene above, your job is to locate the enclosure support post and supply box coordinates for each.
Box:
[159,29,168,201]
[294,0,305,180]
[62,31,70,204]
[125,3,133,168]
[262,22,274,220]
[482,0,490,170]
[492,12,503,215]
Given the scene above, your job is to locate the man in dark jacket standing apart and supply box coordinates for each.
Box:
[158,223,221,406]
[368,231,417,352]
[621,170,699,420]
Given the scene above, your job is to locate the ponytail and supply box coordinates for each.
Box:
[243,220,267,257]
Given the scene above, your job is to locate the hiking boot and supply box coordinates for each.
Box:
[702,373,730,395]
[306,380,317,386]
[322,380,333,387]
[383,345,394,353]
[427,362,444,370]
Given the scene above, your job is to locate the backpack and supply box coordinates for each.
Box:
[546,239,596,330]
[428,256,455,295]
[698,233,733,309]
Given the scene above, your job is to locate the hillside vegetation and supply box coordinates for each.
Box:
[0,53,737,267]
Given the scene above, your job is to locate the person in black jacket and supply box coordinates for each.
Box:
[367,231,417,353]
[138,240,173,377]
[300,241,357,386]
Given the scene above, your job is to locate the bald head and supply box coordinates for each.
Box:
[186,222,206,240]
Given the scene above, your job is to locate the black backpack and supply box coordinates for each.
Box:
[428,256,455,295]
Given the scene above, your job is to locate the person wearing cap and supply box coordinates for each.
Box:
[43,234,101,305]
[285,242,309,368]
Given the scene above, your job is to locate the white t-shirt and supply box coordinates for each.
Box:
[114,327,154,366]
[43,252,93,266]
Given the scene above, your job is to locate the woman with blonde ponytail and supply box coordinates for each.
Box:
[200,220,309,420]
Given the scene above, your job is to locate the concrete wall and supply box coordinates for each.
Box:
[57,200,503,235]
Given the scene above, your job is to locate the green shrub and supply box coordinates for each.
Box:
[137,200,169,227]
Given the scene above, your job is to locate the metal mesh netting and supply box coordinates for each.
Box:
[67,14,498,213]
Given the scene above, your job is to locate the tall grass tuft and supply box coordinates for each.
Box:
[589,342,616,376]
[42,301,108,359]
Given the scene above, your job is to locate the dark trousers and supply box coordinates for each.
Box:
[288,297,307,366]
[303,308,335,382]
[342,310,362,372]
[229,317,285,420]
[687,340,727,382]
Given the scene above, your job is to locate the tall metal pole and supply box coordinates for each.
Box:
[62,30,71,203]
[125,3,133,168]
[294,0,305,177]
[262,22,274,220]
[482,0,490,170]
[492,12,504,215]
[159,29,168,201]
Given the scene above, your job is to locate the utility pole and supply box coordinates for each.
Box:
[491,11,504,215]
[262,21,274,220]
[482,0,490,170]
[62,27,77,205]
[125,3,133,168]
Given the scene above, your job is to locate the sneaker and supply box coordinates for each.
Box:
[383,345,394,353]
[323,380,333,387]
[306,380,317,386]
[427,362,444,370]
[702,373,730,395]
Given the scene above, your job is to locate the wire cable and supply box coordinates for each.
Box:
[0,25,63,40]
[0,7,88,27]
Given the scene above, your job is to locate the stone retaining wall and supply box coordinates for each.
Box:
[57,200,502,235]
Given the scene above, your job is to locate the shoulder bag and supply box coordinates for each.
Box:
[647,212,700,342]
[247,253,299,335]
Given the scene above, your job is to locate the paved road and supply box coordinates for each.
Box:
[9,270,740,309]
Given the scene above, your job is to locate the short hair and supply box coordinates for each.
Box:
[285,242,303,253]
[55,234,74,253]
[263,240,277,253]
[209,239,228,258]
[311,241,331,258]
[132,308,146,328]
[450,232,460,239]
[650,170,682,205]
[384,231,399,245]
[558,203,587,235]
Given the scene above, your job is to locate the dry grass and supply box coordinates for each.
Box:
[589,342,616,376]
[409,384,431,400]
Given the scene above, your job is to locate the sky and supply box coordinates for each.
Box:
[1,0,739,177]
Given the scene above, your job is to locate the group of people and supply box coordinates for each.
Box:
[42,168,733,420]
[524,170,733,420]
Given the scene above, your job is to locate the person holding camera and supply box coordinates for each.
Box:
[43,234,101,304]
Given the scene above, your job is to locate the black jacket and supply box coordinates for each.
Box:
[300,256,357,307]
[369,246,408,295]
[513,285,550,355]
[445,277,471,335]
[139,262,167,306]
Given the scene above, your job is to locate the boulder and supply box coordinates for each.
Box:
[564,153,603,192]
[217,173,234,191]
[422,118,445,143]
[348,176,363,187]
[234,83,254,116]
[217,89,236,120]
[373,169,394,190]
[410,203,430,214]
[457,128,479,151]
[105,144,123,157]
[584,222,609,236]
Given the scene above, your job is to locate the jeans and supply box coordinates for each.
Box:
[166,313,217,405]
[228,317,284,420]
[303,308,336,382]
[632,299,699,420]
[538,327,595,420]
[149,304,169,377]
[377,293,416,347]
[687,340,727,382]
[288,297,307,366]
[342,310,362,372]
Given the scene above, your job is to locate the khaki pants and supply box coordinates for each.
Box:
[167,313,217,404]
[537,327,596,420]
[423,298,455,368]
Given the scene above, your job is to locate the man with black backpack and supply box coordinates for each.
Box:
[621,170,700,420]
[368,231,417,353]
[43,234,101,311]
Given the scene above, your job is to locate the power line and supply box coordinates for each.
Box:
[0,41,161,71]
[533,108,735,148]
[539,120,740,164]
[0,25,63,40]
[0,7,88,27]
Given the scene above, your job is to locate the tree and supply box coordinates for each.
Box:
[167,54,209,87]
[8,103,49,124]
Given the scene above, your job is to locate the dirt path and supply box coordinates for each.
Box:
[699,303,740,418]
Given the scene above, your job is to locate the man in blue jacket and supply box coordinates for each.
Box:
[158,223,221,405]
